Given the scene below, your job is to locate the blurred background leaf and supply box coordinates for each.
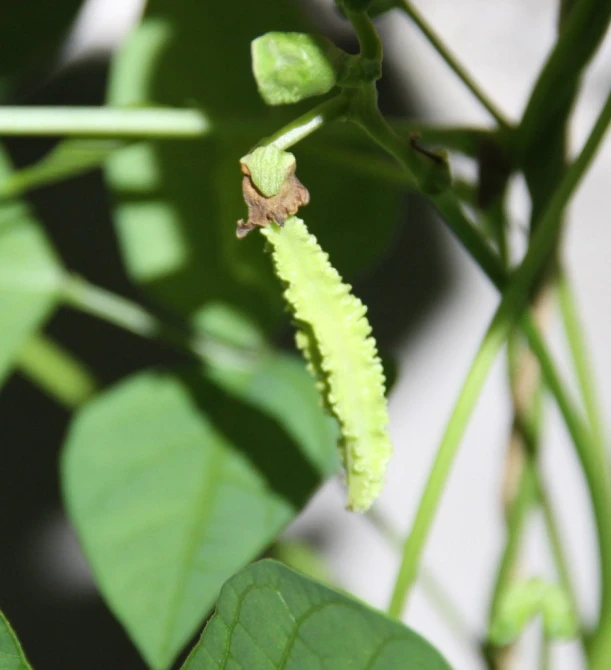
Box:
[0,145,63,387]
[62,354,337,668]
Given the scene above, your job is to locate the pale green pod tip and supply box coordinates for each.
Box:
[251,32,346,105]
[262,217,392,512]
[240,146,296,198]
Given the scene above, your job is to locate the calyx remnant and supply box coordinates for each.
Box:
[236,146,310,239]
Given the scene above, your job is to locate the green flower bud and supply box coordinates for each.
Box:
[251,32,348,105]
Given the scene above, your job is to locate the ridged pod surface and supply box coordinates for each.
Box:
[261,217,392,512]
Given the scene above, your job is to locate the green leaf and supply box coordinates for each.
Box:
[0,610,32,670]
[251,33,346,106]
[62,354,337,669]
[0,146,63,386]
[183,559,452,669]
[106,0,402,330]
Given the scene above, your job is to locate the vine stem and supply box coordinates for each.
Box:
[387,312,509,619]
[15,333,98,408]
[0,107,211,138]
[261,95,349,150]
[483,460,538,668]
[397,0,510,128]
[60,275,261,368]
[557,271,606,449]
[364,507,477,652]
[386,89,611,620]
[343,7,383,62]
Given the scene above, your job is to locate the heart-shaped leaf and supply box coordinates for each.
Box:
[106,0,402,331]
[183,559,453,669]
[0,610,32,670]
[62,354,337,669]
[0,145,62,387]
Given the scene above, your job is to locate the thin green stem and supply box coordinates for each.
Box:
[349,83,451,194]
[0,107,211,138]
[15,333,97,408]
[61,275,261,369]
[386,90,611,619]
[557,272,606,450]
[536,476,581,631]
[343,8,383,62]
[387,122,499,158]
[388,315,508,618]
[420,568,478,651]
[261,95,350,151]
[302,144,417,189]
[487,461,538,629]
[398,0,510,128]
[0,139,123,199]
[365,507,477,651]
[540,637,551,670]
[431,192,505,287]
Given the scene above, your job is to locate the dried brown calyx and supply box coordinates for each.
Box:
[236,152,310,239]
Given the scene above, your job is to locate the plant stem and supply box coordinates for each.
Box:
[517,0,611,165]
[15,334,97,408]
[388,315,508,618]
[397,0,510,128]
[261,96,350,151]
[302,144,418,189]
[343,8,383,62]
[61,275,261,368]
[386,89,611,619]
[365,507,477,651]
[487,459,537,631]
[432,192,505,286]
[536,476,581,628]
[557,271,606,449]
[349,83,451,194]
[0,107,211,138]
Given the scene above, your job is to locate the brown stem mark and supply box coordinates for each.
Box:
[409,132,447,165]
[236,162,310,239]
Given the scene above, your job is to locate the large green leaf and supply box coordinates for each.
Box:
[183,559,452,669]
[0,146,62,386]
[0,610,31,670]
[62,354,337,669]
[106,0,401,330]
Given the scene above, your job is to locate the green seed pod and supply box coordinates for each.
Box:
[261,217,392,512]
[251,32,349,105]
